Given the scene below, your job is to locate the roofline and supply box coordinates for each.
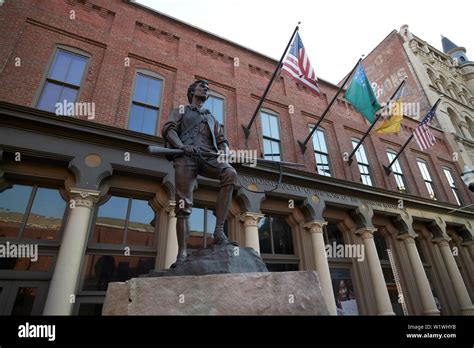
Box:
[128,0,338,89]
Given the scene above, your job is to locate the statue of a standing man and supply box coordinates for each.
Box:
[162,80,238,265]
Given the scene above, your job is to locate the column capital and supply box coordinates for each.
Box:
[303,220,327,234]
[397,233,418,244]
[69,188,100,208]
[461,239,474,247]
[355,227,378,239]
[239,212,265,227]
[164,200,176,216]
[432,237,451,247]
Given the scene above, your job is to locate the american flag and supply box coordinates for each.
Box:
[413,101,440,151]
[282,32,320,94]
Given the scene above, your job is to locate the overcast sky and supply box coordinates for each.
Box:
[137,0,473,84]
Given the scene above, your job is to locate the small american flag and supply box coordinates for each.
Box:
[414,101,440,151]
[282,32,320,94]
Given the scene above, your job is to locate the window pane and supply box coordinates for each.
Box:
[0,185,33,238]
[49,50,71,82]
[11,287,38,315]
[133,74,162,107]
[82,255,155,291]
[188,207,204,249]
[126,199,155,246]
[325,223,345,246]
[65,55,87,86]
[58,86,79,113]
[146,76,161,106]
[261,113,271,137]
[142,107,158,135]
[23,188,66,241]
[373,232,389,260]
[37,82,62,112]
[206,209,216,236]
[0,255,54,271]
[263,139,272,156]
[128,104,145,133]
[269,115,280,139]
[133,74,148,104]
[92,197,129,244]
[213,97,224,124]
[258,216,272,254]
[272,217,293,254]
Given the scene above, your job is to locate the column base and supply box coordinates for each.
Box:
[378,311,396,316]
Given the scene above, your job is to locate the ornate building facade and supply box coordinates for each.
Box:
[0,0,473,316]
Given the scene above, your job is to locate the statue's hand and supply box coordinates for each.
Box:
[180,145,197,156]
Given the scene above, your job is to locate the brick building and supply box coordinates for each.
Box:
[0,0,473,316]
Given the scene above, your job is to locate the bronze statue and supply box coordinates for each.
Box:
[162,80,238,265]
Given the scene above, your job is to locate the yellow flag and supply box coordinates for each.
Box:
[374,97,404,134]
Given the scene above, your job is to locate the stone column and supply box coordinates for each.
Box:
[163,201,178,269]
[239,212,264,254]
[43,188,99,315]
[434,238,474,315]
[357,228,395,315]
[303,221,337,315]
[399,234,440,315]
[462,240,474,261]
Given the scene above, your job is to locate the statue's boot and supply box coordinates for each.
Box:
[171,218,188,268]
[214,184,238,246]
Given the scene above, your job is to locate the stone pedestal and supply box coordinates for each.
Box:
[102,271,329,315]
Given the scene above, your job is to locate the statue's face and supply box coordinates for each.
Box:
[193,81,209,100]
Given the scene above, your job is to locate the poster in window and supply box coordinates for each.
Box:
[330,268,358,316]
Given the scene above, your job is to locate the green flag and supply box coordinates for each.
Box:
[344,63,380,123]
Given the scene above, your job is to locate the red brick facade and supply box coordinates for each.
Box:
[0,0,470,206]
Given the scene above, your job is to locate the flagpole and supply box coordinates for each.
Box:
[347,78,407,165]
[298,57,362,154]
[383,97,442,175]
[242,23,301,139]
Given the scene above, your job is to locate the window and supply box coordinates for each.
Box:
[386,151,408,193]
[0,184,67,241]
[37,49,88,114]
[90,196,156,247]
[352,139,373,186]
[204,94,225,126]
[128,72,163,135]
[261,110,281,161]
[78,194,158,312]
[417,160,437,200]
[258,215,298,271]
[311,126,331,176]
[443,168,462,206]
[188,207,226,249]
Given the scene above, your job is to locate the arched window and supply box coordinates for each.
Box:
[258,214,298,271]
[203,91,225,126]
[260,109,282,161]
[310,126,332,176]
[386,150,408,193]
[128,70,164,135]
[351,139,373,186]
[426,68,437,87]
[446,108,463,136]
[36,46,90,115]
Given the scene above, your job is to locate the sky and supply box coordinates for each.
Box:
[137,0,473,84]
